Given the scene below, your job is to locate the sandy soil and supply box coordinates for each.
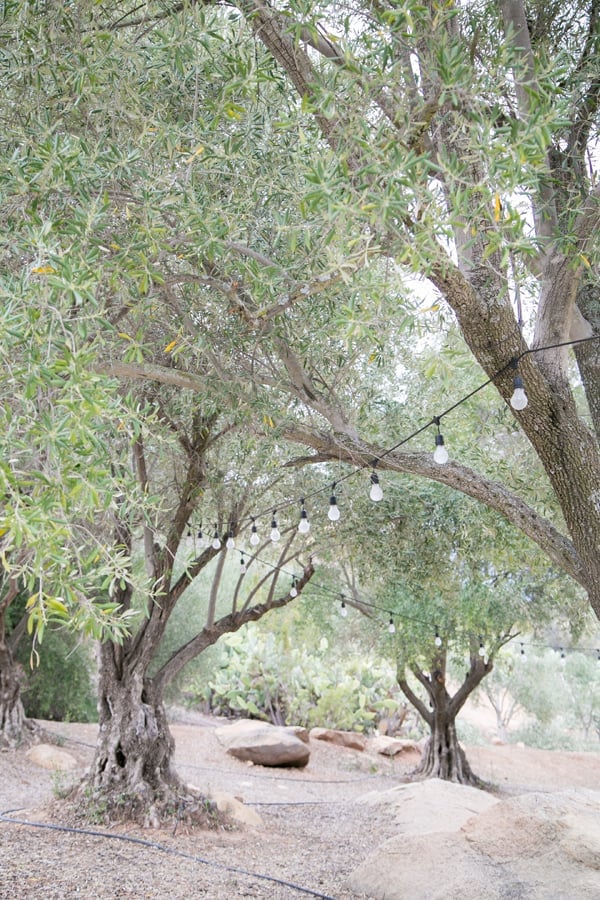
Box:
[1,713,599,899]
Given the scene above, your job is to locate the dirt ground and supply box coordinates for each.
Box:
[1,712,599,899]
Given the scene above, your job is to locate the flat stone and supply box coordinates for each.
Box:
[208,790,263,827]
[26,744,78,771]
[309,728,367,751]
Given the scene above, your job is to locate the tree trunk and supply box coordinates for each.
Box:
[0,640,26,748]
[413,708,480,786]
[77,642,203,826]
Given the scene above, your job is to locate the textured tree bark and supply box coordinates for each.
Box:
[414,715,479,786]
[79,641,191,825]
[398,651,493,786]
[0,641,26,748]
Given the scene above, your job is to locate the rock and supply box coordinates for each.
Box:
[348,787,600,900]
[368,735,421,758]
[215,719,310,768]
[359,778,498,833]
[26,744,78,771]
[208,791,263,828]
[309,728,367,751]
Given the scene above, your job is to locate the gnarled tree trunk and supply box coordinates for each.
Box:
[398,646,495,786]
[0,640,26,748]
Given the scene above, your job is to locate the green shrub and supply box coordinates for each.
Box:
[17,630,97,723]
[181,626,404,734]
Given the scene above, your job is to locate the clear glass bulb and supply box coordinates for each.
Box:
[226,533,235,550]
[250,527,259,546]
[478,642,486,657]
[298,509,310,534]
[328,497,340,521]
[212,535,221,550]
[240,559,247,575]
[369,473,383,502]
[433,435,449,465]
[290,583,298,598]
[197,530,205,548]
[340,602,348,618]
[520,645,526,662]
[434,634,442,648]
[270,520,280,542]
[510,387,528,410]
[388,619,396,634]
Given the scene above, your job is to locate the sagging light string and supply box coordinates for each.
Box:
[208,332,600,539]
[225,544,600,663]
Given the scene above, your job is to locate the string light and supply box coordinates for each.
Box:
[434,628,442,648]
[509,359,528,410]
[270,511,281,542]
[232,334,599,540]
[227,546,600,666]
[226,527,235,550]
[250,518,259,546]
[290,577,298,598]
[240,554,247,575]
[328,484,341,522]
[197,525,206,548]
[388,614,395,634]
[369,469,383,502]
[432,417,449,465]
[478,637,486,657]
[298,499,311,534]
[560,647,566,665]
[211,525,221,550]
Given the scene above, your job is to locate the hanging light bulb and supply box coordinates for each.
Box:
[197,525,206,548]
[434,629,442,648]
[298,499,311,534]
[240,555,247,575]
[388,615,396,634]
[226,527,235,550]
[250,518,260,546]
[478,637,486,657]
[510,375,528,410]
[270,511,280,542]
[212,525,221,550]
[369,470,383,502]
[520,643,526,662]
[290,577,298,598]
[340,598,348,617]
[433,420,449,465]
[328,485,340,522]
[560,647,566,665]
[509,359,529,410]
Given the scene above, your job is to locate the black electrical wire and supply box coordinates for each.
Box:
[0,808,336,900]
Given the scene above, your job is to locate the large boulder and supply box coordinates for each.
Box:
[359,778,498,833]
[215,719,310,768]
[348,787,600,899]
[309,728,367,751]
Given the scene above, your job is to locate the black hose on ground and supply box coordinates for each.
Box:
[0,808,336,899]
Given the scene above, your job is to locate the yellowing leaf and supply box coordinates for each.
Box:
[579,253,591,268]
[118,332,133,341]
[185,145,204,163]
[263,414,275,428]
[493,192,502,222]
[419,304,440,314]
[164,338,178,353]
[109,242,121,251]
[32,265,56,275]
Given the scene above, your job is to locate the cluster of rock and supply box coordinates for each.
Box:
[213,718,420,767]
